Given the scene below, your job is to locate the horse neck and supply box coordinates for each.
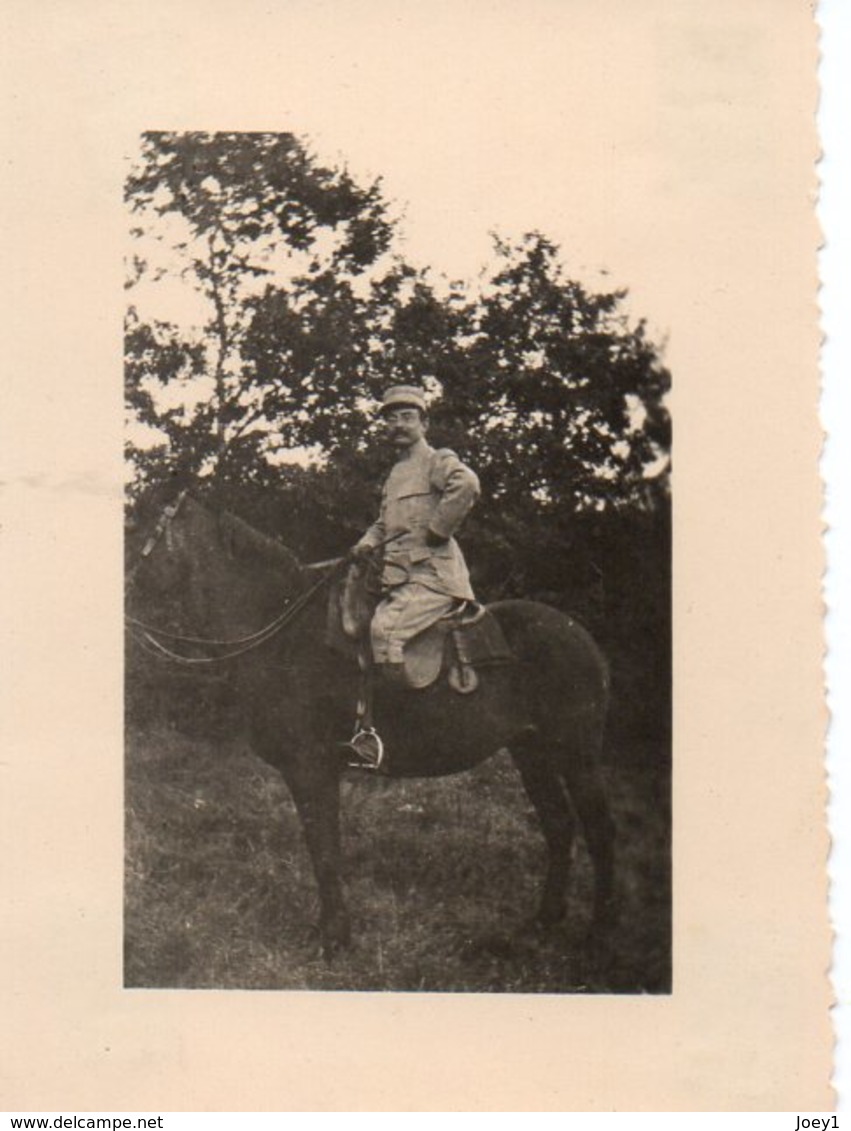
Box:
[179,500,304,637]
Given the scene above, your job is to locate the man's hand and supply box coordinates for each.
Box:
[425,528,449,548]
[348,541,374,563]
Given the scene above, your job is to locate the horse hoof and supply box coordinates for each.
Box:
[319,937,349,961]
[319,921,352,960]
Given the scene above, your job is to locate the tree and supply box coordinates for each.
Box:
[127,135,669,521]
[126,133,672,739]
[438,233,670,514]
[125,130,394,497]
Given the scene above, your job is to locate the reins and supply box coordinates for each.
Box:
[126,556,348,666]
[126,489,402,667]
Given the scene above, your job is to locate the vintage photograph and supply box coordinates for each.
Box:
[3,0,832,1111]
[124,130,671,993]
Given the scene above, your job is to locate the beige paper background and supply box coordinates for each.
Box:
[0,0,830,1112]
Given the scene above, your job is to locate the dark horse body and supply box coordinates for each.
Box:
[128,494,616,954]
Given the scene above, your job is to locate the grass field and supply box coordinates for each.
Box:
[125,720,670,993]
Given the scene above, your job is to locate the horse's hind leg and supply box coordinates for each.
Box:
[558,722,616,936]
[509,744,576,926]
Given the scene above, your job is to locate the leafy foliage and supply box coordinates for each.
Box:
[125,132,671,739]
[125,130,395,486]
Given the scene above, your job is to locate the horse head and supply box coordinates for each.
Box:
[125,488,192,593]
[126,488,307,641]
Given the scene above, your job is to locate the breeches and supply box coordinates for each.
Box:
[370,583,459,664]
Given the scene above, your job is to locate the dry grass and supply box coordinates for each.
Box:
[125,723,670,993]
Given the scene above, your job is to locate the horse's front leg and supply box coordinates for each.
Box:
[284,749,350,957]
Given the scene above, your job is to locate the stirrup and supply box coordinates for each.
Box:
[341,726,385,771]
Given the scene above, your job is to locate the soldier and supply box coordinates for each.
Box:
[352,385,480,680]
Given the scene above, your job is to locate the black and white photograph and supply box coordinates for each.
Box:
[123,127,672,994]
[2,0,833,1113]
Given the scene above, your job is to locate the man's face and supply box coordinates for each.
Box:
[383,406,426,449]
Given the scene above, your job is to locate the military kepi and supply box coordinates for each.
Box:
[380,385,427,415]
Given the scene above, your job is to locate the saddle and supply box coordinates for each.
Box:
[404,601,513,692]
[326,562,514,692]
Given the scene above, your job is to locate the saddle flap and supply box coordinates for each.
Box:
[453,606,514,668]
[403,618,453,689]
[401,605,514,691]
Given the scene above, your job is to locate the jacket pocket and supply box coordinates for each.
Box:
[391,489,434,530]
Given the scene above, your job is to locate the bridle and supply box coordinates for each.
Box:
[125,488,189,583]
[140,488,189,558]
[125,491,348,666]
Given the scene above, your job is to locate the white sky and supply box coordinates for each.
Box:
[122,0,737,356]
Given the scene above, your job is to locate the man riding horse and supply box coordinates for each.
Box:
[350,385,480,682]
[127,396,616,949]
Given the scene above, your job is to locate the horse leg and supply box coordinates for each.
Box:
[282,753,350,957]
[558,723,617,937]
[509,745,576,926]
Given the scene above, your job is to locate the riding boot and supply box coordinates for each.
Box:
[343,644,386,770]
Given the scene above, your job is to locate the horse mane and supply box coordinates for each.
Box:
[215,508,303,576]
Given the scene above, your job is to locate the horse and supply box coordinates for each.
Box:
[126,490,616,956]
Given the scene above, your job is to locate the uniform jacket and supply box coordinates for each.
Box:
[356,438,480,600]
